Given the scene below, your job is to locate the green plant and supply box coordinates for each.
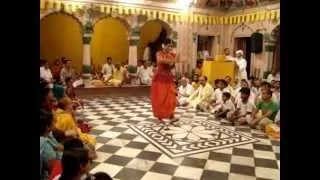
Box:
[127,65,137,74]
[82,65,92,74]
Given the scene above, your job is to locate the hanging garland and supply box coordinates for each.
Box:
[40,0,280,25]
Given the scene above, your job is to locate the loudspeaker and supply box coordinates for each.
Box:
[250,32,263,53]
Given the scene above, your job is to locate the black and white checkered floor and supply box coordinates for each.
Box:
[78,96,280,180]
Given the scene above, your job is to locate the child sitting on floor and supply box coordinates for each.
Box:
[229,87,256,125]
[210,79,231,113]
[250,89,279,130]
[214,92,235,119]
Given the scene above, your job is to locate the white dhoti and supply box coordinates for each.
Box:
[103,74,112,82]
[178,97,189,105]
[140,77,152,85]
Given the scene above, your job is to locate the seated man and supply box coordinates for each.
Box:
[250,90,279,130]
[40,60,54,88]
[101,57,115,83]
[215,92,235,119]
[108,64,125,87]
[177,77,194,106]
[234,79,256,105]
[225,76,235,95]
[210,79,231,113]
[255,81,277,105]
[187,76,213,111]
[138,61,153,85]
[60,60,76,86]
[228,87,256,125]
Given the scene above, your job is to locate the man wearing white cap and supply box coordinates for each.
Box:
[235,50,248,80]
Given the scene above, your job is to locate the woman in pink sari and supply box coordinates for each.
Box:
[151,39,179,125]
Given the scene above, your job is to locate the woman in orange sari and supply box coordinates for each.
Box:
[151,39,178,124]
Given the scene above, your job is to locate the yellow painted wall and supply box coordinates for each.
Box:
[137,21,162,61]
[138,20,172,61]
[91,18,129,67]
[40,13,83,71]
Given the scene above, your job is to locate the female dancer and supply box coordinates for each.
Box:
[151,39,179,125]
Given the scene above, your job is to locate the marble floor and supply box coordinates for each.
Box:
[78,96,280,180]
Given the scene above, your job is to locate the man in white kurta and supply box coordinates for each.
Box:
[224,48,236,61]
[178,78,194,106]
[40,61,53,88]
[235,50,248,81]
[187,76,214,110]
[138,61,153,85]
[101,57,115,82]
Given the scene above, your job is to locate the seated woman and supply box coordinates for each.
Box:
[108,64,125,87]
[54,97,96,159]
[65,77,84,110]
[40,110,63,180]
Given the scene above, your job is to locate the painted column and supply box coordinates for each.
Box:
[128,26,140,66]
[82,21,93,69]
[82,21,93,86]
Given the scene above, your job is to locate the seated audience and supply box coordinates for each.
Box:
[255,81,277,105]
[213,79,220,90]
[251,78,261,96]
[234,79,256,105]
[138,61,153,85]
[214,92,235,119]
[108,64,125,87]
[40,60,54,88]
[49,138,85,180]
[228,87,256,125]
[65,77,84,109]
[250,90,279,130]
[191,76,200,91]
[225,76,234,95]
[40,82,67,142]
[54,148,90,180]
[267,70,280,83]
[60,60,76,86]
[52,84,66,102]
[210,79,231,113]
[51,59,63,83]
[101,57,115,83]
[40,110,63,180]
[187,76,213,111]
[54,97,96,159]
[272,79,280,104]
[177,77,194,106]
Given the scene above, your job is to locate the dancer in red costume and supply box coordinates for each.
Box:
[151,39,179,125]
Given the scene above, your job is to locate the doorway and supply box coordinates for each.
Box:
[234,37,251,77]
[197,35,215,61]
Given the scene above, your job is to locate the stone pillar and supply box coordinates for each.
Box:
[82,21,93,69]
[82,21,93,86]
[128,15,141,66]
[128,27,140,66]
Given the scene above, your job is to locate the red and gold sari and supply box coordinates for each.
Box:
[151,50,177,120]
